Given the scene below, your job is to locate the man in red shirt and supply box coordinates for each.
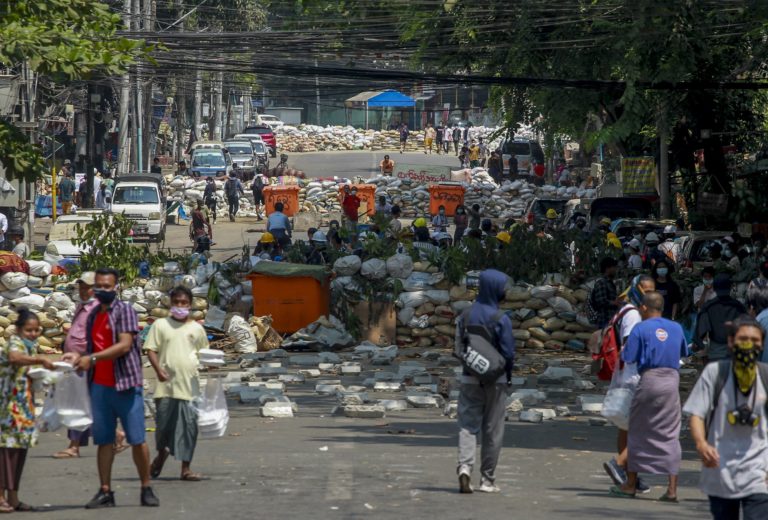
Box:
[533,161,546,186]
[64,268,159,509]
[342,185,361,239]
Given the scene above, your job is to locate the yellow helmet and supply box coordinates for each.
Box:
[413,217,428,228]
[546,208,558,219]
[259,232,275,244]
[496,231,511,244]
[607,236,622,249]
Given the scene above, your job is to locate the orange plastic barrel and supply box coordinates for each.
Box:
[338,184,377,217]
[247,273,330,334]
[263,185,300,216]
[429,184,466,216]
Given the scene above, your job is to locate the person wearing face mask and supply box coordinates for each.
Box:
[695,274,747,363]
[146,286,208,482]
[63,267,159,508]
[341,186,361,238]
[610,291,688,501]
[453,205,468,245]
[694,267,718,312]
[684,316,768,519]
[626,239,643,271]
[651,260,681,320]
[432,205,448,233]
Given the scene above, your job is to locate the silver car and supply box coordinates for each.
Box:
[223,141,256,172]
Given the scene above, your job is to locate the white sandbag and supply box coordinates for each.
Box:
[26,276,43,288]
[0,272,28,291]
[386,254,414,279]
[27,260,52,277]
[2,287,30,300]
[451,300,473,313]
[177,274,197,289]
[402,272,443,292]
[547,296,574,313]
[45,292,74,310]
[530,285,557,300]
[12,294,46,310]
[397,306,415,325]
[226,315,258,353]
[121,286,144,303]
[360,259,387,280]
[333,255,362,276]
[425,290,450,305]
[396,291,428,309]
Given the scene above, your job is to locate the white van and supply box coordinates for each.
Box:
[110,175,166,242]
[501,138,545,175]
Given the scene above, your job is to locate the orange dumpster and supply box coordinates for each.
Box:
[247,263,331,334]
[264,185,300,216]
[338,184,377,217]
[429,183,466,216]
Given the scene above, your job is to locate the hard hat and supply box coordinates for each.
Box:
[607,237,622,249]
[629,238,642,250]
[259,232,275,244]
[600,217,611,225]
[606,232,618,240]
[645,231,660,243]
[413,217,427,228]
[546,208,558,219]
[663,225,677,234]
[311,231,327,243]
[496,231,511,244]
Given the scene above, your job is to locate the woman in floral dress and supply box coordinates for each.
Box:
[0,309,53,512]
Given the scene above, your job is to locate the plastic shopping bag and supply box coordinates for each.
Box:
[36,388,62,432]
[601,363,640,430]
[195,378,229,439]
[53,371,93,432]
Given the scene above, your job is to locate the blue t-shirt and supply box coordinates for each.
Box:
[621,317,689,373]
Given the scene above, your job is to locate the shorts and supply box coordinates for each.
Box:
[425,138,433,147]
[253,191,264,204]
[91,384,146,446]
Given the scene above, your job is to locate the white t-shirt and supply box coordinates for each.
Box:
[618,304,642,343]
[693,284,717,308]
[628,254,643,271]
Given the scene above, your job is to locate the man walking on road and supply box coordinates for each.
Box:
[684,315,768,519]
[443,125,453,154]
[58,172,76,215]
[64,268,159,508]
[251,174,265,220]
[146,286,208,482]
[695,274,746,363]
[203,177,217,224]
[399,123,409,154]
[224,173,244,222]
[424,124,436,154]
[455,269,515,494]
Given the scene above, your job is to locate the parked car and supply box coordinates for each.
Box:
[559,198,593,230]
[43,214,93,267]
[223,141,257,172]
[500,138,545,175]
[190,148,232,177]
[110,174,166,242]
[678,231,733,270]
[588,197,654,230]
[609,218,678,241]
[244,125,277,157]
[257,114,285,130]
[525,198,569,227]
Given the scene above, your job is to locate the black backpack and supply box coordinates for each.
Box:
[454,309,508,384]
[225,179,239,198]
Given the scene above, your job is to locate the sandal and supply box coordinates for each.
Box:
[52,449,79,459]
[0,501,12,514]
[150,451,169,479]
[180,472,203,481]
[13,502,35,512]
[609,486,636,499]
[658,493,679,503]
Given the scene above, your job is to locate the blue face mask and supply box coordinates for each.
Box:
[21,337,36,350]
[657,267,669,276]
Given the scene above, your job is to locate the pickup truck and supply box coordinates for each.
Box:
[110,174,166,242]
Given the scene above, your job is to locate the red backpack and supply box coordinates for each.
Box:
[589,306,635,381]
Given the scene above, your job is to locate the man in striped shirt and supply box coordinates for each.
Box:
[65,267,159,509]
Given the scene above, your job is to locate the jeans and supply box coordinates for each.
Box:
[205,198,216,222]
[227,196,239,218]
[709,494,768,520]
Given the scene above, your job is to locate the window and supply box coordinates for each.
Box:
[226,144,253,155]
[503,141,533,156]
[192,152,226,167]
[253,142,266,153]
[113,186,159,204]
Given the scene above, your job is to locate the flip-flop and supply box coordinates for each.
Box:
[0,502,12,514]
[13,502,36,512]
[609,486,636,499]
[180,472,203,481]
[52,450,79,459]
[658,493,679,503]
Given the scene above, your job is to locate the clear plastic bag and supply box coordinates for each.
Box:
[601,363,640,430]
[53,372,93,432]
[36,387,62,432]
[195,378,229,439]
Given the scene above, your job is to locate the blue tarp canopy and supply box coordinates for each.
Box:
[346,90,415,108]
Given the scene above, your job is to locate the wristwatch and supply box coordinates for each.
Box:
[90,355,97,365]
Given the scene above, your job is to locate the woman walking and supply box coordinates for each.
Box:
[0,310,54,512]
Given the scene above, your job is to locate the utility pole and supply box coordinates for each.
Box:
[314,59,321,125]
[143,0,155,164]
[215,71,224,140]
[133,0,144,173]
[658,109,671,219]
[118,0,132,176]
[194,70,202,139]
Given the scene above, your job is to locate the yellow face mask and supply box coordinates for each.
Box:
[733,340,759,395]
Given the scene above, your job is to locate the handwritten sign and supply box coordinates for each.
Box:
[394,163,452,185]
[621,157,656,196]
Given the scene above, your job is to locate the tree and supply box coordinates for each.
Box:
[0,0,147,182]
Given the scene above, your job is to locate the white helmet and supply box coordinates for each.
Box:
[645,232,660,243]
[312,231,327,243]
[663,225,677,234]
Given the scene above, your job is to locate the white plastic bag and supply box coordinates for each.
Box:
[0,272,28,290]
[386,254,414,279]
[333,255,362,276]
[360,258,387,280]
[196,378,229,439]
[53,372,93,431]
[601,363,640,430]
[36,388,62,432]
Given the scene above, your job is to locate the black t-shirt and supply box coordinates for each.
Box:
[150,165,162,174]
[654,278,682,319]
